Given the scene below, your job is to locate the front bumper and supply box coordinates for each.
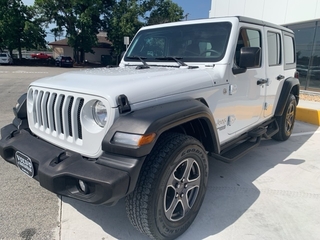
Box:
[0,124,145,205]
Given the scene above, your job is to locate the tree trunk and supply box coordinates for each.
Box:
[73,48,80,64]
[80,49,85,63]
[18,39,22,60]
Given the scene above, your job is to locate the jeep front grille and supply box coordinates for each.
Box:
[31,89,84,140]
[27,86,112,158]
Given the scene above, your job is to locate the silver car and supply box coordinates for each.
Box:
[0,52,13,64]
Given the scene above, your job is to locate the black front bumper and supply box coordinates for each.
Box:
[0,124,145,205]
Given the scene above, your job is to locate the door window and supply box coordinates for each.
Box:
[267,32,281,66]
[235,28,261,67]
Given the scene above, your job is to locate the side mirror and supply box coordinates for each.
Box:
[232,47,261,75]
[239,47,261,68]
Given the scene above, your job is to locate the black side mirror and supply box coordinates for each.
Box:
[239,47,261,68]
[233,47,261,75]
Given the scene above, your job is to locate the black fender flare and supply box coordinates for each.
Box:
[274,77,300,116]
[102,99,220,157]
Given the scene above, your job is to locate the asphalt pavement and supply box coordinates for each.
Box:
[0,66,320,240]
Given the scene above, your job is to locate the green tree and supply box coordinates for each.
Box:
[51,27,64,42]
[146,0,183,25]
[35,0,114,63]
[106,0,183,60]
[106,0,144,58]
[0,0,46,58]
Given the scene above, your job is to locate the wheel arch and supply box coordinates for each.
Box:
[274,77,300,117]
[102,99,220,158]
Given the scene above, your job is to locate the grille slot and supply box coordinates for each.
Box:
[32,90,84,140]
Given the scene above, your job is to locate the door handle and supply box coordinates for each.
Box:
[277,75,285,80]
[257,78,268,85]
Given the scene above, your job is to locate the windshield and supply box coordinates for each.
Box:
[124,22,232,63]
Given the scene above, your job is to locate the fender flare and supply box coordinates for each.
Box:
[274,77,300,116]
[102,99,220,157]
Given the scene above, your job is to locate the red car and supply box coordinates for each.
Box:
[31,52,52,59]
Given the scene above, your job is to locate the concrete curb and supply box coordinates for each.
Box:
[296,106,320,126]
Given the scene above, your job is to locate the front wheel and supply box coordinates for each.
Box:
[272,93,297,141]
[126,133,208,240]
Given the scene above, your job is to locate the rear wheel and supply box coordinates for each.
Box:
[126,133,208,240]
[272,93,297,141]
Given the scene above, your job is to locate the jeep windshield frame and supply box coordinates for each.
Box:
[124,22,232,63]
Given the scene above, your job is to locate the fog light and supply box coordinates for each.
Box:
[78,180,89,194]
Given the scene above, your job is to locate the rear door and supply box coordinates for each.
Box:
[263,27,283,117]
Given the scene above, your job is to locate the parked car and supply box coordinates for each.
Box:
[0,52,13,64]
[31,52,52,59]
[55,56,73,67]
[0,16,300,240]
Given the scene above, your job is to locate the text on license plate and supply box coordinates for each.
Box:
[15,151,34,178]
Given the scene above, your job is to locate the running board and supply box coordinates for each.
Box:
[210,127,267,163]
[210,137,261,163]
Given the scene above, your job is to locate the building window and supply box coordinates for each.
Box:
[267,32,281,66]
[287,21,320,90]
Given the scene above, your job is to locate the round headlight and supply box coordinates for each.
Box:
[92,101,107,127]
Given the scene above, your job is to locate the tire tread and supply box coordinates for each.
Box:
[125,133,202,239]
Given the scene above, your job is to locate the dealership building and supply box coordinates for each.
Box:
[210,0,320,91]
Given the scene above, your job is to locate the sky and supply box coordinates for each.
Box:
[22,0,212,42]
[172,0,211,20]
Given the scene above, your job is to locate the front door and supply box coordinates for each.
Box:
[227,25,266,135]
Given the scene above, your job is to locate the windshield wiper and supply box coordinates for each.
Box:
[155,56,198,69]
[155,56,188,66]
[126,56,150,69]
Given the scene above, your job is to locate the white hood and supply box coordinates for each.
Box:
[30,66,215,107]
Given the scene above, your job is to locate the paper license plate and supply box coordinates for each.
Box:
[15,151,34,178]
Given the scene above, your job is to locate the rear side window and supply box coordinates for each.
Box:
[267,32,281,66]
[284,35,295,64]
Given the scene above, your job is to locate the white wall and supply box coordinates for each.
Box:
[210,0,320,25]
[85,48,111,63]
[52,47,73,58]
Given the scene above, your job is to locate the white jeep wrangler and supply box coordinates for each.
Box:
[0,16,299,239]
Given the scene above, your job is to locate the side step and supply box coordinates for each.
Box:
[210,137,261,163]
[210,127,267,163]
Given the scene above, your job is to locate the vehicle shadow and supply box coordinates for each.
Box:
[61,122,319,240]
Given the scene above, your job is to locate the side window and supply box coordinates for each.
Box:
[246,29,261,47]
[235,28,261,67]
[284,35,295,64]
[267,32,281,66]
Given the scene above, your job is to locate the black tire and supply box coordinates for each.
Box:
[272,93,297,141]
[126,133,208,240]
